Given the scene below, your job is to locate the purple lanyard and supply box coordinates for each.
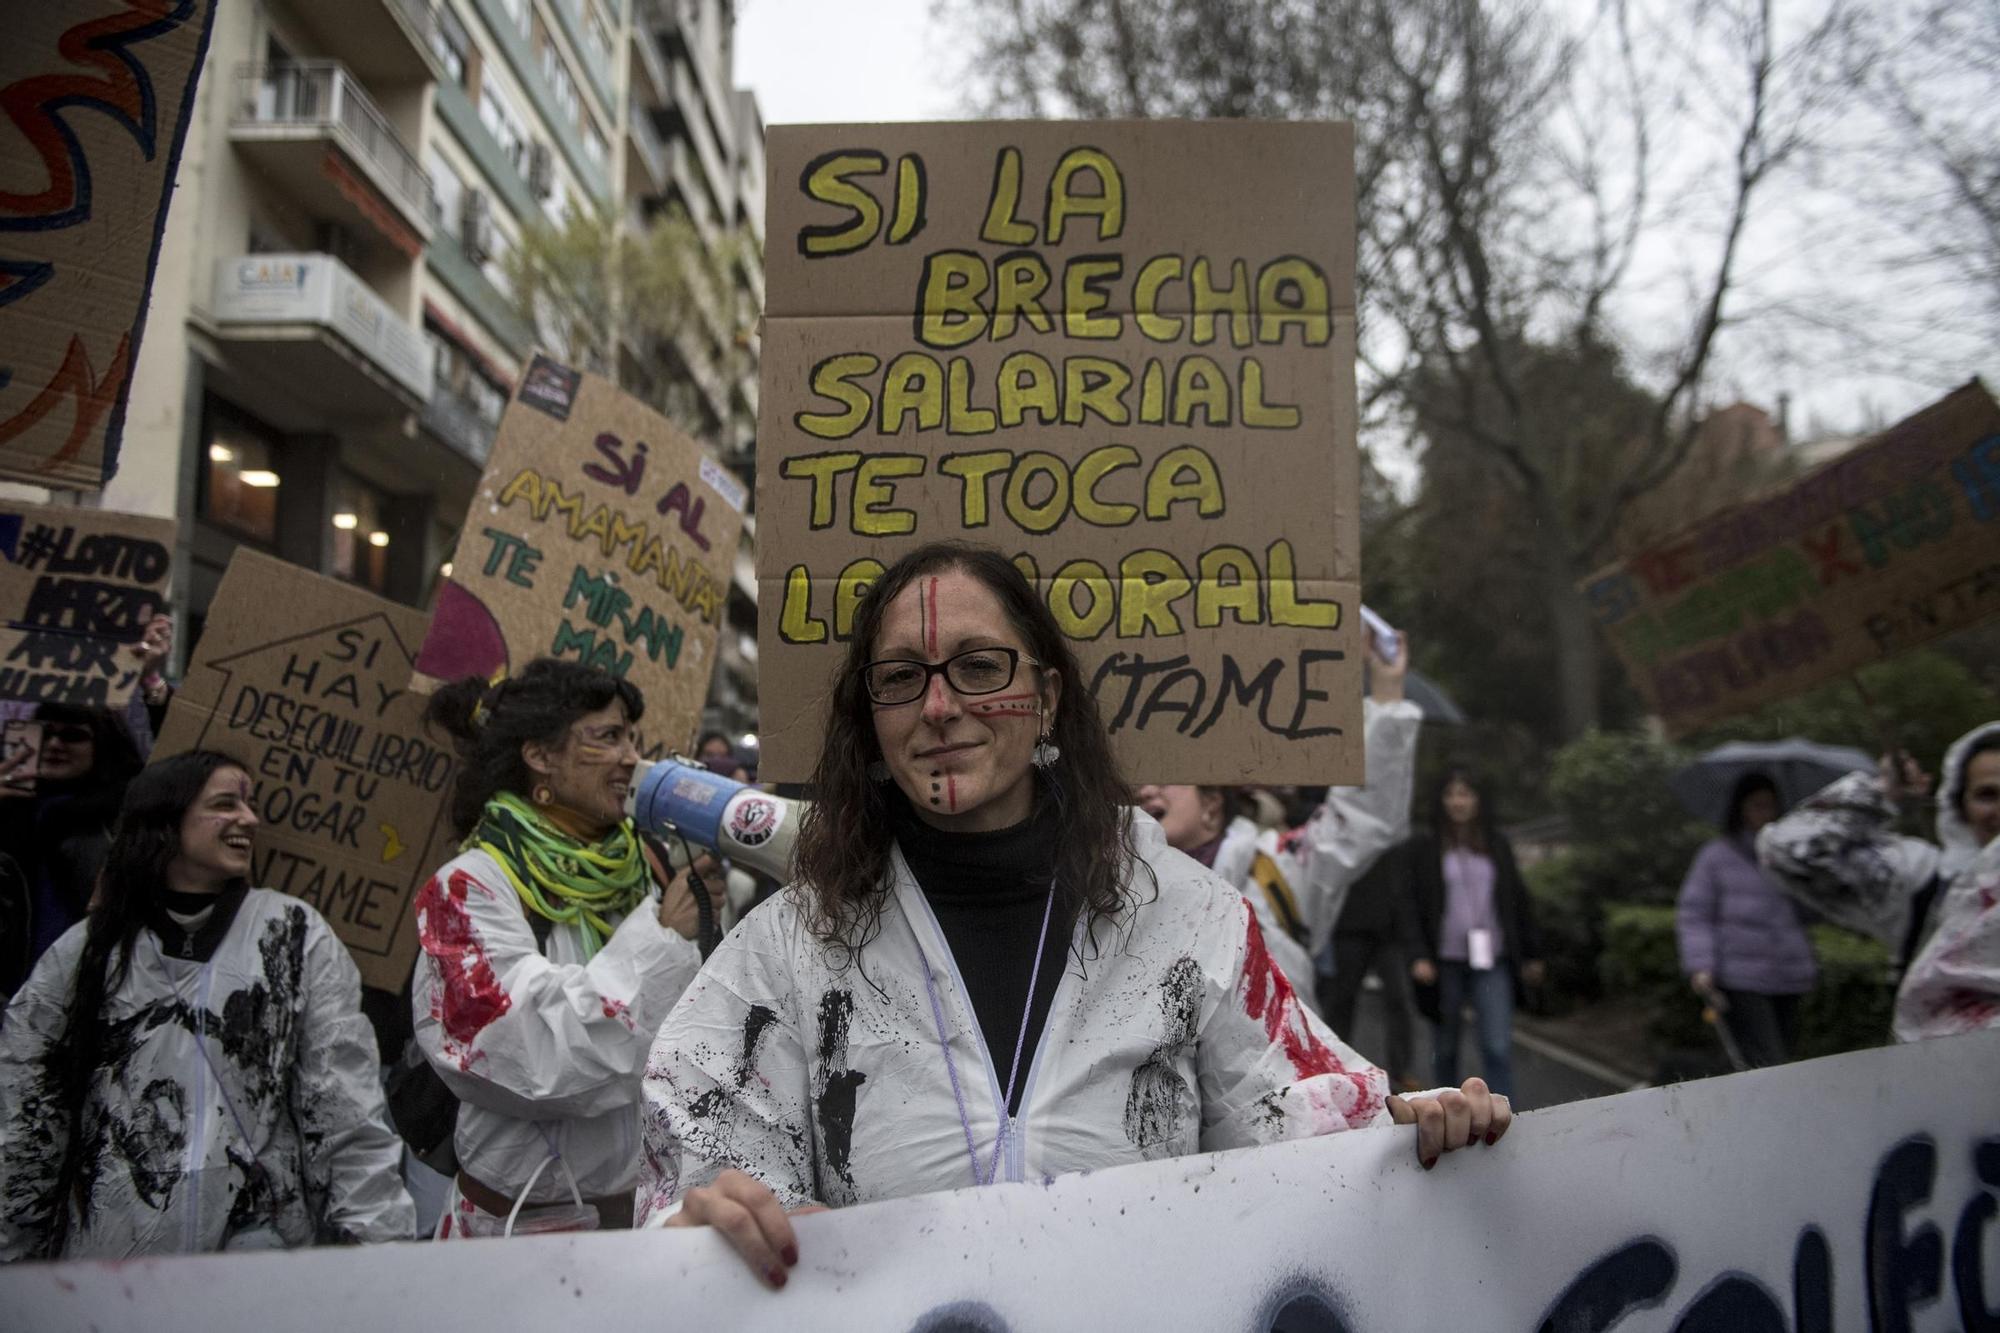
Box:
[917,882,1057,1188]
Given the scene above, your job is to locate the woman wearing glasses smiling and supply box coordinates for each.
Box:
[637,542,1509,1288]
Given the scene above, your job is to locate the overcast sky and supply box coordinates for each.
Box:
[733,0,1996,453]
[735,0,960,125]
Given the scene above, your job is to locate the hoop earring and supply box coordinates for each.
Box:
[532,783,554,806]
[1032,731,1061,769]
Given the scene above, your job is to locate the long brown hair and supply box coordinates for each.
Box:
[47,751,249,1254]
[792,541,1153,961]
[1430,765,1494,855]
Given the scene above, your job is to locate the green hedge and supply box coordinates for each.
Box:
[1797,925,1898,1057]
[1597,903,1895,1061]
[1523,851,1602,1015]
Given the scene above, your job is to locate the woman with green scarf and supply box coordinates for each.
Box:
[413,659,721,1237]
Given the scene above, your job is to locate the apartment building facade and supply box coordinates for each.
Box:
[52,0,763,733]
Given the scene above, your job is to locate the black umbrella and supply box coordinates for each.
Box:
[1668,738,1873,828]
[1405,669,1467,725]
[1360,662,1466,724]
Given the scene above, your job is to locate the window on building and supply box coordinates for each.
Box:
[425,321,508,427]
[499,0,531,37]
[545,167,572,222]
[329,474,393,594]
[539,31,581,127]
[481,219,515,296]
[584,4,614,69]
[427,519,462,606]
[198,395,283,544]
[431,4,473,87]
[583,121,607,170]
[427,147,464,228]
[479,80,530,176]
[246,223,288,255]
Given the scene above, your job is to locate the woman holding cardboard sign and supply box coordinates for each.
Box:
[413,659,723,1237]
[636,542,1507,1288]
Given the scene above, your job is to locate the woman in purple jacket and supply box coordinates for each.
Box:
[1675,774,1817,1068]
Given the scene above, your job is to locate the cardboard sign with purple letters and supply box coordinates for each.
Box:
[413,355,745,761]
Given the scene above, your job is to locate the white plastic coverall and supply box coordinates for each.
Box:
[1758,721,2000,1041]
[1214,698,1423,1009]
[635,811,1396,1221]
[0,891,414,1259]
[411,847,702,1211]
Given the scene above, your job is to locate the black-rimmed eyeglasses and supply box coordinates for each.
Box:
[862,647,1043,706]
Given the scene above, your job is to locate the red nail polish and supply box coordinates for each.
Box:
[1486,1131,1498,1146]
[782,1244,799,1266]
[1423,1155,1437,1170]
[767,1267,788,1289]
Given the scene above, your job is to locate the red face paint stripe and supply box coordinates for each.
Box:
[926,575,940,657]
[946,774,957,811]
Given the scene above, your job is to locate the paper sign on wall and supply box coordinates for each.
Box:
[153,551,456,991]
[412,355,745,760]
[1583,380,2000,735]
[0,1,218,489]
[0,502,175,708]
[756,121,1362,785]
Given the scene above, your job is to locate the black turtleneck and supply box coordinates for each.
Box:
[891,787,1070,1114]
[148,882,250,962]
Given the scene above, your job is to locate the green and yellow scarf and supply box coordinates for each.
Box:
[469,793,650,957]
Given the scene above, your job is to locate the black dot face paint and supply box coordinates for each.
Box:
[930,770,943,807]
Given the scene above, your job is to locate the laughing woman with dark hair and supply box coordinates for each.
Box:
[0,751,414,1260]
[637,542,1508,1288]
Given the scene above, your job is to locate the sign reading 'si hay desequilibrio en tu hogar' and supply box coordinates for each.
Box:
[757,121,1363,785]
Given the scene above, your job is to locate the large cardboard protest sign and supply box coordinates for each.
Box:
[757,122,1362,784]
[1585,380,2000,736]
[0,1,218,490]
[414,355,745,759]
[15,1028,1998,1329]
[153,551,455,991]
[0,501,174,707]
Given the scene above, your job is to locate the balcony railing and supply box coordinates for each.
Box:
[641,0,736,163]
[422,388,499,465]
[630,17,672,106]
[211,252,433,403]
[232,62,435,226]
[389,0,442,53]
[669,59,732,218]
[629,99,669,193]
